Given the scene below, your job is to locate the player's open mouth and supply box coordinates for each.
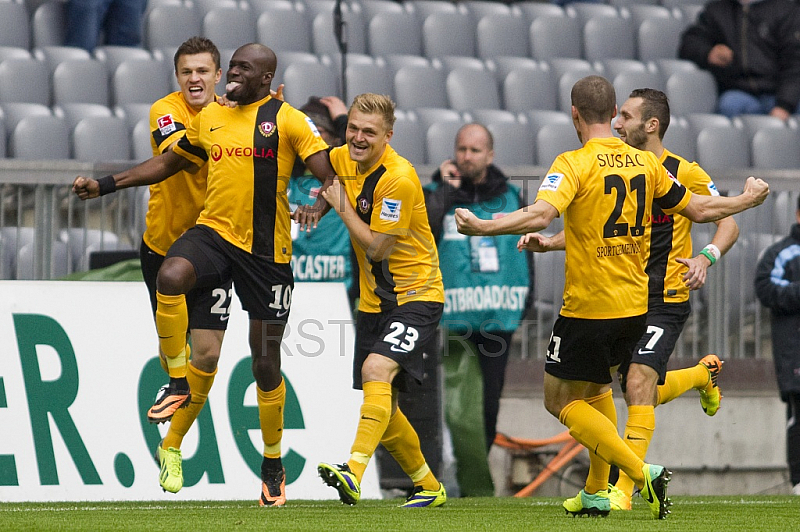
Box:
[188,86,203,96]
[226,81,241,93]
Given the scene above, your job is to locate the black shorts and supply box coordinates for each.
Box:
[166,225,294,322]
[354,301,443,392]
[618,300,691,388]
[140,239,232,330]
[545,314,647,384]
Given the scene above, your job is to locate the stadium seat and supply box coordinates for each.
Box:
[436,56,486,74]
[33,46,92,75]
[623,4,672,27]
[146,5,203,51]
[10,115,70,159]
[94,45,155,75]
[503,65,557,112]
[638,17,684,62]
[381,54,431,78]
[59,229,121,272]
[116,103,153,131]
[536,122,581,168]
[466,109,517,126]
[521,109,571,137]
[406,0,460,21]
[346,62,394,100]
[0,103,52,135]
[282,62,339,108]
[547,57,595,80]
[423,12,476,59]
[32,1,67,48]
[368,12,423,57]
[583,16,635,61]
[651,58,698,79]
[751,128,800,169]
[0,227,35,280]
[272,51,319,87]
[462,0,512,21]
[685,113,732,134]
[52,59,110,106]
[446,67,500,111]
[486,121,536,166]
[394,64,448,110]
[112,59,172,106]
[514,1,565,24]
[203,8,257,51]
[530,16,582,60]
[413,107,462,132]
[54,103,114,131]
[72,116,132,161]
[358,0,406,23]
[0,2,30,49]
[193,0,239,16]
[132,118,154,161]
[249,0,296,15]
[426,120,465,165]
[476,14,530,60]
[733,114,788,139]
[390,111,425,166]
[595,58,648,79]
[557,69,591,112]
[677,4,704,25]
[17,241,70,280]
[666,70,718,116]
[661,116,695,162]
[489,56,540,81]
[0,58,50,105]
[612,70,666,108]
[312,10,367,56]
[695,125,750,169]
[566,2,619,24]
[0,46,32,63]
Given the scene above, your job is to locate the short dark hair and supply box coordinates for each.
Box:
[174,36,221,72]
[571,75,616,125]
[629,88,671,139]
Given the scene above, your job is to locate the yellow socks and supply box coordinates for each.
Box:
[657,363,710,404]
[584,390,616,494]
[615,405,655,497]
[347,381,392,481]
[560,399,644,486]
[257,379,286,459]
[156,292,188,379]
[380,407,439,491]
[163,362,217,449]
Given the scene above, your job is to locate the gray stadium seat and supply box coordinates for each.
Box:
[530,16,582,60]
[0,46,32,63]
[54,103,114,131]
[390,111,425,166]
[369,12,423,57]
[638,17,684,62]
[557,70,591,113]
[72,116,132,161]
[624,4,672,27]
[257,10,311,53]
[514,1,565,24]
[52,59,110,106]
[695,125,750,169]
[0,2,30,49]
[476,14,530,60]
[422,12,476,59]
[685,113,732,134]
[394,64,448,110]
[250,0,296,14]
[203,8,257,51]
[661,115,695,162]
[116,103,153,131]
[59,229,121,272]
[503,65,558,112]
[466,109,518,126]
[0,227,35,280]
[678,4,704,25]
[613,70,666,108]
[462,0,512,21]
[272,51,319,87]
[0,103,52,135]
[413,107,462,132]
[566,2,619,24]
[751,128,800,169]
[536,122,581,168]
[33,46,92,75]
[113,59,171,106]
[486,122,536,166]
[312,10,367,56]
[282,62,339,108]
[32,1,67,48]
[406,0,460,21]
[583,16,635,61]
[17,241,70,280]
[435,56,486,74]
[733,114,789,139]
[426,120,465,165]
[358,0,406,22]
[652,58,698,79]
[446,67,501,111]
[146,5,203,51]
[666,70,718,116]
[346,62,394,100]
[595,58,648,80]
[547,57,595,80]
[522,109,572,137]
[489,56,540,82]
[93,45,155,75]
[132,118,154,161]
[0,58,50,105]
[10,116,70,159]
[193,0,239,16]
[382,54,432,78]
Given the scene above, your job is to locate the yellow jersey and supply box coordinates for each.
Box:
[329,144,444,312]
[143,91,208,256]
[536,137,691,319]
[174,95,328,262]
[650,149,720,303]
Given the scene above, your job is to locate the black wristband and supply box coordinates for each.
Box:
[97,175,117,196]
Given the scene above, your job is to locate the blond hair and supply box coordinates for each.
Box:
[349,93,396,130]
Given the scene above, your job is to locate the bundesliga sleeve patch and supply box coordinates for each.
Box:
[305,116,321,137]
[380,198,401,222]
[707,181,720,196]
[539,173,564,191]
[157,114,176,136]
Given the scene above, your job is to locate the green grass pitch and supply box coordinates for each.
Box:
[1,496,797,531]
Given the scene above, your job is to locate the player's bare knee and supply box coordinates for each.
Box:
[157,257,195,294]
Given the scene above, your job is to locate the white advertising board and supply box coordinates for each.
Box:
[0,281,380,501]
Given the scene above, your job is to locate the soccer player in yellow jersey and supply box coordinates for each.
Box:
[455,75,769,519]
[533,88,741,512]
[73,43,336,507]
[316,93,447,508]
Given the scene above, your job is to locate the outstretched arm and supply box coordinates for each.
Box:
[678,176,769,223]
[455,199,558,236]
[72,150,192,199]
